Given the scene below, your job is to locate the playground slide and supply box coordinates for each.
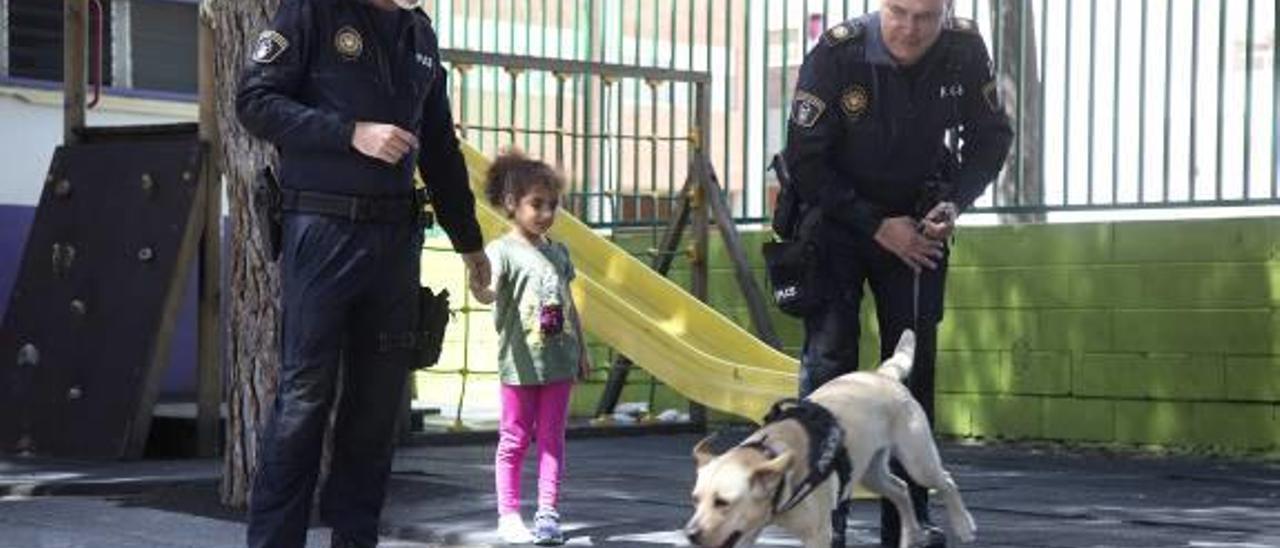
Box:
[460,144,799,422]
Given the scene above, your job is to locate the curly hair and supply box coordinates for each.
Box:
[483,150,565,216]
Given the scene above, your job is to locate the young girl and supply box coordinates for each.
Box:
[470,151,590,546]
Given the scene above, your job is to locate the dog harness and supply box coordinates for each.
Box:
[742,398,853,515]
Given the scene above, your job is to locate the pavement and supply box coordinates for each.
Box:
[2,429,1279,548]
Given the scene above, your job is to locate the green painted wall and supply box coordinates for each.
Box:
[610,217,1280,452]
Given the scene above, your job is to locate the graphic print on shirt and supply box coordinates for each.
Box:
[519,260,569,349]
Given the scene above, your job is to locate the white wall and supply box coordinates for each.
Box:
[0,86,195,207]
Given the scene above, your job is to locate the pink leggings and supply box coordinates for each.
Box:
[495,380,573,515]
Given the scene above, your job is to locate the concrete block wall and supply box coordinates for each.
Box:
[613,216,1280,452]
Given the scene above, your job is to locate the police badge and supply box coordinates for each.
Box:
[841,85,869,119]
[334,26,364,61]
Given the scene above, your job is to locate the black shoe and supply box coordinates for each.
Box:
[330,531,375,548]
[918,524,947,548]
[831,500,851,547]
[879,523,946,548]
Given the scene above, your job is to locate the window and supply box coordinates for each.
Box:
[129,0,196,94]
[4,0,198,96]
[8,0,115,85]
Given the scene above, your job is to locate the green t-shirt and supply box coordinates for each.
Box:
[485,234,581,385]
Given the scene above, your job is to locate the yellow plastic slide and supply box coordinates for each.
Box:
[460,144,799,422]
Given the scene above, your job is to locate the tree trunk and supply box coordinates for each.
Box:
[988,0,1044,223]
[204,0,281,509]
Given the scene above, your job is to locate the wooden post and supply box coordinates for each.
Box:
[196,10,223,458]
[698,156,782,349]
[687,82,712,426]
[63,0,88,144]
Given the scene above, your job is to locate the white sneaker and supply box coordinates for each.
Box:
[497,513,534,544]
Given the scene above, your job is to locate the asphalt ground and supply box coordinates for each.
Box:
[1,430,1277,548]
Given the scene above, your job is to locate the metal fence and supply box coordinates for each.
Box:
[424,0,1278,225]
[419,48,716,424]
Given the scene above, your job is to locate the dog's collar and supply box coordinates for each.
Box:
[755,399,853,515]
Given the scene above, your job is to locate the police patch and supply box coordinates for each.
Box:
[982,81,1002,112]
[251,30,289,64]
[790,91,826,129]
[949,17,981,34]
[841,86,869,118]
[334,26,364,60]
[822,21,863,47]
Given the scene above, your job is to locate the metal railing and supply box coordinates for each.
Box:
[424,0,1279,224]
[440,45,708,229]
[422,44,720,427]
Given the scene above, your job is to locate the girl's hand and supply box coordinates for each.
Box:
[577,351,593,381]
[469,281,496,304]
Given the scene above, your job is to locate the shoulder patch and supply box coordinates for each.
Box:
[948,17,981,34]
[821,21,864,47]
[790,91,827,129]
[411,8,433,26]
[251,30,289,64]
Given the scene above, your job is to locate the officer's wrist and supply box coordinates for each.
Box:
[340,118,358,151]
[848,201,884,237]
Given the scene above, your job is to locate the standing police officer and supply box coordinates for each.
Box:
[783,0,1011,546]
[236,0,490,547]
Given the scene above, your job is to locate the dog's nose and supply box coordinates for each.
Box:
[684,526,703,546]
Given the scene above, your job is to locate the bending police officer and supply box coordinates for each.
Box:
[782,0,1012,546]
[235,0,491,547]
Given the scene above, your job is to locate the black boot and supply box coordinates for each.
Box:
[331,530,376,548]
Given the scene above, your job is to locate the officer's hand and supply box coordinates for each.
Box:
[352,122,419,165]
[874,216,944,273]
[921,201,958,241]
[469,283,496,305]
[461,251,491,292]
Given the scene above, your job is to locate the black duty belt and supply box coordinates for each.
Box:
[281,188,430,225]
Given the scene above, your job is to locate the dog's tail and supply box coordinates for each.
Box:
[875,330,916,382]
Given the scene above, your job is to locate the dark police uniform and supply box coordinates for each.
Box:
[235,1,483,547]
[782,12,1011,547]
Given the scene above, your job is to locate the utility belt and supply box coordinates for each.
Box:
[252,167,434,262]
[281,188,432,226]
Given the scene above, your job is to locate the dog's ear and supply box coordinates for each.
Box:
[752,451,792,480]
[693,436,718,467]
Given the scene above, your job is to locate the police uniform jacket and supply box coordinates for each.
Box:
[236,0,482,253]
[783,13,1013,236]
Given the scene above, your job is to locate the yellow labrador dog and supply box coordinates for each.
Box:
[684,330,975,548]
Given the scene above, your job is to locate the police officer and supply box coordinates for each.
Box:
[783,0,1012,546]
[235,0,490,546]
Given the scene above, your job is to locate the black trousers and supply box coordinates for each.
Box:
[247,213,422,548]
[797,223,948,546]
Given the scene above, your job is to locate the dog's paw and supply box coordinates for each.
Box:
[949,510,976,543]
